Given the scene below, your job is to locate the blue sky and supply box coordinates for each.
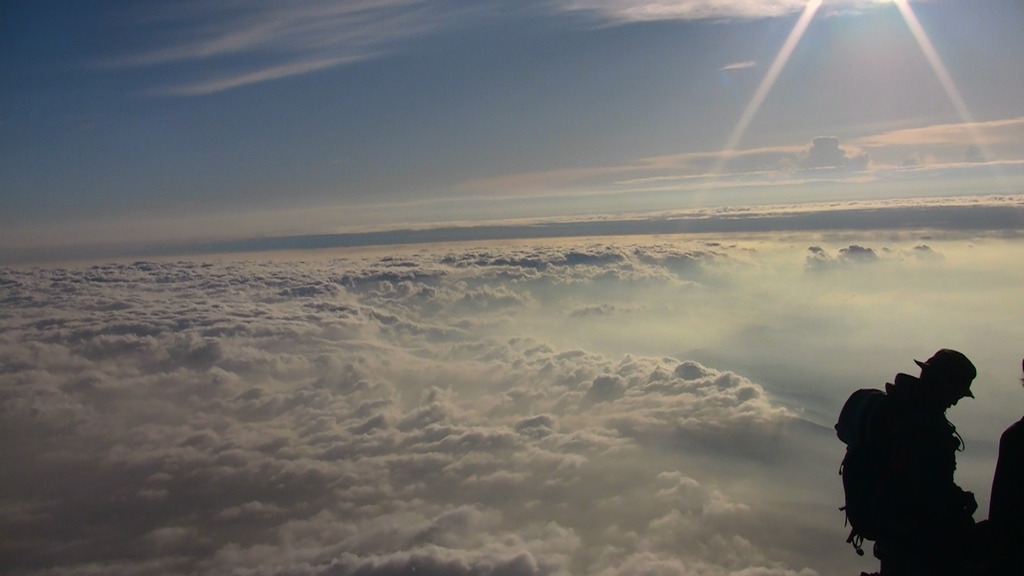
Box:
[2,0,1023,260]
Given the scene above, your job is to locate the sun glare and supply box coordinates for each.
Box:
[713,0,985,177]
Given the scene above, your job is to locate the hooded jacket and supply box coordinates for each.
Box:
[874,373,974,541]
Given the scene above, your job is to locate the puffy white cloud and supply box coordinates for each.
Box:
[3,234,1023,576]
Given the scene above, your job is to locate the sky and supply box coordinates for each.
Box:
[2,0,1024,262]
[3,2,1024,575]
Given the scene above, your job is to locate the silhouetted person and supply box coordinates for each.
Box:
[872,349,978,576]
[987,358,1024,574]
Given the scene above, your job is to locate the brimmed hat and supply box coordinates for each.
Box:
[915,349,976,398]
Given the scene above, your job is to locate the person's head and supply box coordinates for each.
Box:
[915,349,976,408]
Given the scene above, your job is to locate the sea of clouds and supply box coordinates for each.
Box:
[3,234,1023,576]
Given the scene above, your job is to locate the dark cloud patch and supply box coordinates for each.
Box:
[964,145,985,163]
[911,244,944,261]
[633,244,723,281]
[584,375,626,404]
[569,303,615,318]
[800,136,869,171]
[805,246,836,271]
[804,243,916,271]
[838,244,878,263]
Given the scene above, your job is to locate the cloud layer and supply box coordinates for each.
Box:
[0,241,849,576]
[4,234,1023,575]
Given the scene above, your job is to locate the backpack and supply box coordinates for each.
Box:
[836,388,889,556]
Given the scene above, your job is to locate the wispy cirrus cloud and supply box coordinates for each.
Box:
[99,0,914,96]
[852,116,1024,148]
[850,116,1024,167]
[719,60,757,72]
[159,55,362,97]
[99,0,474,96]
[452,115,1024,200]
[556,0,810,22]
[554,0,904,23]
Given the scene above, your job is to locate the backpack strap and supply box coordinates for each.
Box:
[846,527,866,556]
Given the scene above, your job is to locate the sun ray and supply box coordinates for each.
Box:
[712,0,824,176]
[892,0,973,126]
[892,0,999,170]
